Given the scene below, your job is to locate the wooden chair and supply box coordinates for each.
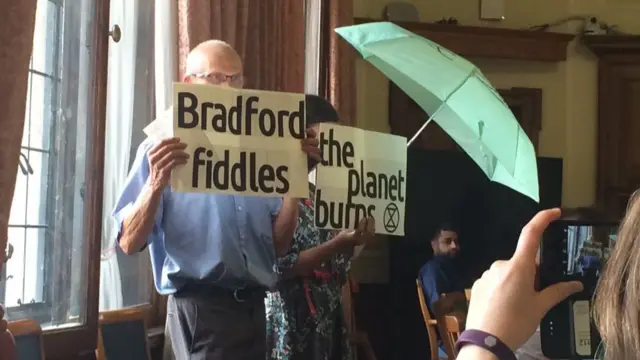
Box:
[343,275,377,360]
[433,292,468,360]
[7,319,45,360]
[96,305,152,360]
[415,279,445,360]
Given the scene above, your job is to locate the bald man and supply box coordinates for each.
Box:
[112,40,320,360]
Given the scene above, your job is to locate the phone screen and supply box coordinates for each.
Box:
[563,225,616,287]
[540,224,616,289]
[539,221,617,359]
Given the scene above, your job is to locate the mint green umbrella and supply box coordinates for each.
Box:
[336,22,539,202]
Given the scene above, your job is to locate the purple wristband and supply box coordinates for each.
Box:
[455,329,516,360]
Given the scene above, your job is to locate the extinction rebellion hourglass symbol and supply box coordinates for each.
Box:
[383,203,400,233]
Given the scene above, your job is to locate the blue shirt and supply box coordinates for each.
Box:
[113,138,283,295]
[418,255,463,315]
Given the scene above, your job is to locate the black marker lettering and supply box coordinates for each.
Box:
[211,103,226,132]
[359,160,366,196]
[258,164,275,193]
[177,92,198,129]
[245,96,259,136]
[289,100,305,139]
[259,108,276,136]
[328,129,341,167]
[192,147,207,188]
[231,152,247,192]
[177,92,304,137]
[201,102,215,130]
[228,96,243,134]
[189,147,289,194]
[389,176,397,201]
[367,205,376,219]
[314,135,406,231]
[343,141,354,168]
[212,150,228,189]
[347,169,359,203]
[275,166,289,194]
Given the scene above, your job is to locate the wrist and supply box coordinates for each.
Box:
[335,231,355,248]
[146,179,165,197]
[457,345,499,360]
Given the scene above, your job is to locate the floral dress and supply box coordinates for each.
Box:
[265,186,354,360]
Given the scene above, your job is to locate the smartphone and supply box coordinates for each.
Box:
[538,218,618,359]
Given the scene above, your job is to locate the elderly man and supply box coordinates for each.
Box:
[113,40,320,360]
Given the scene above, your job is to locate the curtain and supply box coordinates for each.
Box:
[150,0,179,324]
[0,0,38,343]
[155,0,178,113]
[0,1,38,273]
[177,0,305,93]
[324,0,356,126]
[99,0,154,311]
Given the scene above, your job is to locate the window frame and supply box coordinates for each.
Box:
[6,0,111,357]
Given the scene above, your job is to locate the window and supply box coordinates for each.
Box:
[1,0,100,332]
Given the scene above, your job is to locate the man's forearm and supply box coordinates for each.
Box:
[272,197,299,257]
[119,184,163,254]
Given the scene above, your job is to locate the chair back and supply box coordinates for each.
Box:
[7,319,44,360]
[415,279,442,360]
[96,305,152,360]
[343,275,378,360]
[433,292,468,359]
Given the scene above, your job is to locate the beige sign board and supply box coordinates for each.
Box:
[168,82,309,198]
[314,123,407,236]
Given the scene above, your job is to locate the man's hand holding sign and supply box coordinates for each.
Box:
[314,123,407,236]
[146,137,189,192]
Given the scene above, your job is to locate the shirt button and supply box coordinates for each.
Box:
[237,206,242,211]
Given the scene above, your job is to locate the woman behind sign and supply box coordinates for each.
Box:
[265,95,375,360]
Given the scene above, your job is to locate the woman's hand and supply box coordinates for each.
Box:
[339,217,375,247]
[465,208,583,351]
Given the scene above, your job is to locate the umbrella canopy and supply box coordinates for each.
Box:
[335,21,539,202]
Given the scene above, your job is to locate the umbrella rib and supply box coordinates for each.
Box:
[406,70,475,148]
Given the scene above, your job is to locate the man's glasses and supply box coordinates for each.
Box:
[189,71,243,85]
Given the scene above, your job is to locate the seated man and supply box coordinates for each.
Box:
[419,223,463,311]
[418,223,464,357]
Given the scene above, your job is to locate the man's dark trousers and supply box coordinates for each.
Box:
[163,285,266,360]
